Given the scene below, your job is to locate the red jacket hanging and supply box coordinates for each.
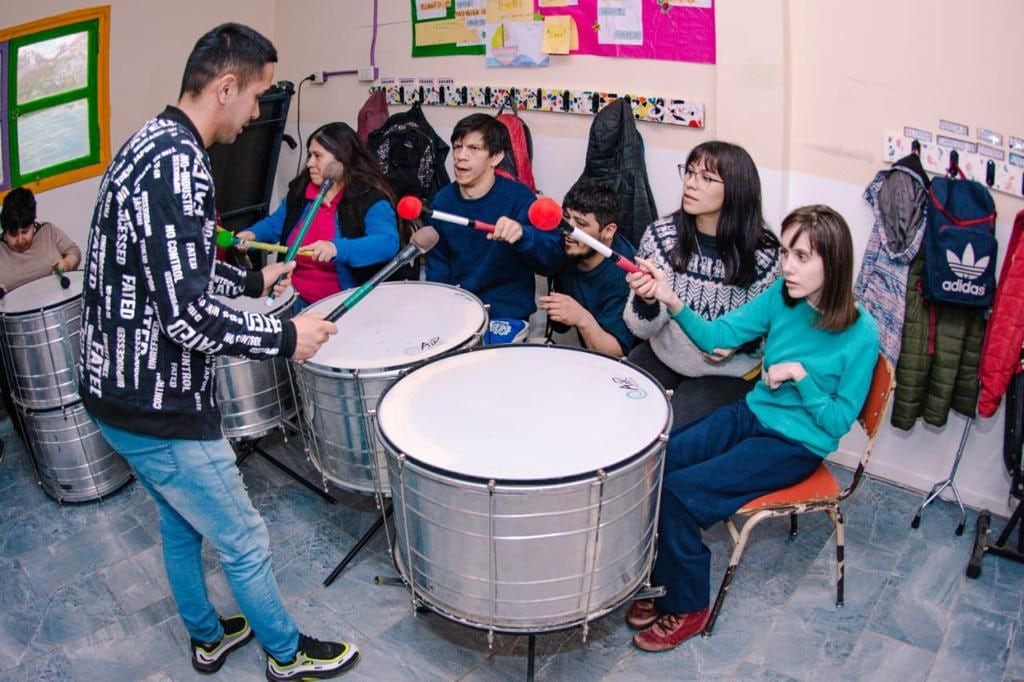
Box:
[979,210,1024,418]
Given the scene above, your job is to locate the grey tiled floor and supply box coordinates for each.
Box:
[1,416,1022,681]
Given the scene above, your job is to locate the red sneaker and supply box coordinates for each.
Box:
[625,599,660,629]
[632,608,710,652]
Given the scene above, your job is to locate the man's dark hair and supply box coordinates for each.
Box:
[179,23,277,98]
[563,178,619,228]
[1,187,37,235]
[451,113,509,156]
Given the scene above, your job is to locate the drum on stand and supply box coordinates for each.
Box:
[214,287,299,440]
[19,400,133,502]
[376,345,671,634]
[295,282,487,495]
[0,271,84,410]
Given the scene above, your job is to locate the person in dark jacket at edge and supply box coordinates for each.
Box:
[78,23,359,681]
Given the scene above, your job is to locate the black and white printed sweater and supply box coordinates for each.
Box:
[624,215,780,377]
[79,107,296,440]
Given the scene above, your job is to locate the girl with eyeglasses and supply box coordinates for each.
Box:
[624,141,780,428]
[236,122,402,307]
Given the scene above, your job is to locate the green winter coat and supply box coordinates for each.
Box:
[891,255,986,429]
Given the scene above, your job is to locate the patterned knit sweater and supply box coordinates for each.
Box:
[624,215,780,377]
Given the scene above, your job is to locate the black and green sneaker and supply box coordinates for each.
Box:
[265,633,359,681]
[190,615,255,674]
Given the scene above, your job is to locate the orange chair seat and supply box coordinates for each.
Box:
[738,463,840,513]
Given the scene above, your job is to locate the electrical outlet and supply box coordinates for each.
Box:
[357,66,379,82]
[310,71,326,85]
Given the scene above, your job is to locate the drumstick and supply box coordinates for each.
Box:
[267,161,344,305]
[215,228,313,257]
[396,195,562,233]
[526,199,642,275]
[53,266,72,289]
[322,227,440,323]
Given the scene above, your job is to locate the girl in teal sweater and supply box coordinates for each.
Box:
[624,205,879,652]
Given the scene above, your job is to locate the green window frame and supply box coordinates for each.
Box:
[0,6,110,197]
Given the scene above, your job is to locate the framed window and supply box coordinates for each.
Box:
[0,6,110,196]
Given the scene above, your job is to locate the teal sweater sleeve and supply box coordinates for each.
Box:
[670,283,778,352]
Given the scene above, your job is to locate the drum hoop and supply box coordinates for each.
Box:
[0,289,83,317]
[300,281,488,372]
[376,343,672,486]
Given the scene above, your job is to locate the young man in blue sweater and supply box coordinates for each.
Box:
[426,114,563,339]
[541,178,636,357]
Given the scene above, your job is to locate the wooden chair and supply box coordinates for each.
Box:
[702,353,895,636]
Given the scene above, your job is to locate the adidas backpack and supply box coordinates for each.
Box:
[921,175,997,307]
[368,102,450,202]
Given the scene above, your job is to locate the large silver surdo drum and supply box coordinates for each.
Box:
[21,402,133,502]
[0,271,83,410]
[296,282,487,494]
[376,345,671,633]
[214,287,298,440]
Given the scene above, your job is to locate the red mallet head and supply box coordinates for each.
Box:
[397,195,424,221]
[527,197,563,232]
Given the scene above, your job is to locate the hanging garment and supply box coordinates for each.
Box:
[855,158,928,365]
[579,97,658,247]
[891,255,987,429]
[978,210,1024,418]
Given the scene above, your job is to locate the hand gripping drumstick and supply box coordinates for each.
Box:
[526,198,643,275]
[321,226,440,323]
[215,228,313,257]
[396,195,563,234]
[266,160,344,306]
[53,265,72,289]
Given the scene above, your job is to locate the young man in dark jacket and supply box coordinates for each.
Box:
[79,23,357,681]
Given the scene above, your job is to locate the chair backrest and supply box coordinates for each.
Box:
[842,353,896,500]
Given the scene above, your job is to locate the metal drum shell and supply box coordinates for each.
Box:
[386,444,665,633]
[0,275,83,410]
[20,401,133,503]
[376,345,671,634]
[214,289,298,441]
[295,283,487,495]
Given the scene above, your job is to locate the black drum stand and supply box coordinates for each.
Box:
[323,502,392,586]
[968,370,1024,578]
[233,423,336,505]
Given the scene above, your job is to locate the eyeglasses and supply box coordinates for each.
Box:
[678,164,724,189]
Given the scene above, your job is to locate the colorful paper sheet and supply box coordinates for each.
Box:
[486,21,550,67]
[537,0,715,63]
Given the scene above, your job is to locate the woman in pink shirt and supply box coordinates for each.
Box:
[238,122,401,306]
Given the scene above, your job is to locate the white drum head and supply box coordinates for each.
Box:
[303,282,486,371]
[215,286,295,315]
[377,345,670,481]
[0,270,83,314]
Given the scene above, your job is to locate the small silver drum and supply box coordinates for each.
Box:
[296,282,487,494]
[19,401,133,502]
[215,287,298,440]
[0,271,83,410]
[377,345,671,634]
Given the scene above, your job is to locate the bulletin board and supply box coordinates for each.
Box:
[411,0,486,58]
[537,0,715,64]
[411,0,716,64]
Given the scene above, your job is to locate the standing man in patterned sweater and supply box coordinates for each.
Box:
[79,24,358,681]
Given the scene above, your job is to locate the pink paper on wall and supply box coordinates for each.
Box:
[538,0,715,64]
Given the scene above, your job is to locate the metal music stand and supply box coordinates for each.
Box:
[968,368,1024,577]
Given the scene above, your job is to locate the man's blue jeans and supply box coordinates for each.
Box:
[93,418,299,661]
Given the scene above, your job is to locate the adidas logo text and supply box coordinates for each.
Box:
[941,278,986,296]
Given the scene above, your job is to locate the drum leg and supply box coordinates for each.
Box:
[526,634,536,682]
[323,502,393,587]
[235,438,337,504]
